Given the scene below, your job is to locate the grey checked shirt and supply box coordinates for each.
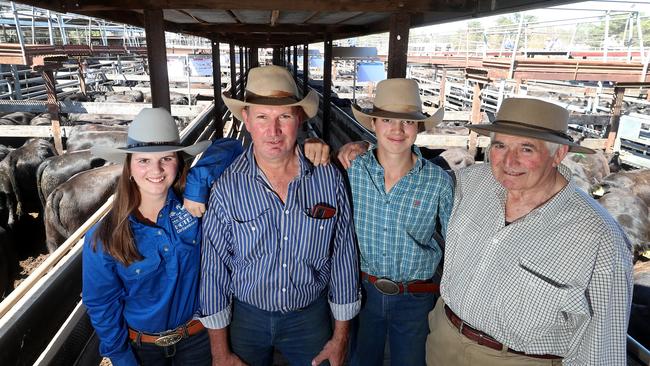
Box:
[440,163,633,365]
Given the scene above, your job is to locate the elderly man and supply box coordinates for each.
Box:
[199,65,360,366]
[426,98,633,365]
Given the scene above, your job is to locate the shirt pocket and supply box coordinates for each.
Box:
[499,257,569,348]
[118,253,163,300]
[296,211,336,261]
[231,208,271,263]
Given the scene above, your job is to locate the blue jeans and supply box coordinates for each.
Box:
[132,328,211,366]
[348,279,436,366]
[229,295,332,366]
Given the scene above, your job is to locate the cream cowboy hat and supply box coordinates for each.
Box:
[351,78,444,130]
[468,97,595,154]
[222,65,319,121]
[91,108,210,164]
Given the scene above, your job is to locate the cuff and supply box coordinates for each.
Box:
[183,183,208,204]
[329,299,361,321]
[108,348,139,366]
[199,304,232,329]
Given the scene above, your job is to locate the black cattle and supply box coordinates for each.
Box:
[0,144,11,161]
[0,226,16,298]
[65,124,127,152]
[44,165,121,252]
[37,150,107,207]
[0,157,18,230]
[0,112,34,125]
[8,139,57,215]
[630,261,650,349]
[30,113,67,126]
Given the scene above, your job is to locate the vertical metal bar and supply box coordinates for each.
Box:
[144,9,171,111]
[468,81,485,157]
[31,7,35,44]
[57,14,67,45]
[323,34,333,141]
[212,39,224,138]
[508,17,524,79]
[10,65,21,99]
[302,44,308,96]
[11,2,27,65]
[77,59,87,96]
[387,13,410,78]
[47,10,54,45]
[439,68,446,107]
[352,59,357,104]
[239,46,244,99]
[604,11,610,62]
[229,42,236,98]
[186,54,192,106]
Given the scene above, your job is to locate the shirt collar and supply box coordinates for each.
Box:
[364,144,425,174]
[128,189,180,225]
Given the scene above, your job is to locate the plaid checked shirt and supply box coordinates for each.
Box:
[440,163,633,365]
[348,147,454,282]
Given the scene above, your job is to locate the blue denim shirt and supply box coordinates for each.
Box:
[82,189,201,366]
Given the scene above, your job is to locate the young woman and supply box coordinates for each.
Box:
[82,108,221,366]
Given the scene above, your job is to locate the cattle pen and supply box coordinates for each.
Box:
[0,0,648,365]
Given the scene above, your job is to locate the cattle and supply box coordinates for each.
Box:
[8,138,57,215]
[30,113,67,126]
[563,151,610,193]
[97,90,144,103]
[0,144,11,161]
[0,157,18,230]
[597,169,650,207]
[439,148,475,171]
[65,125,127,152]
[69,113,130,126]
[44,165,121,252]
[0,112,34,125]
[36,150,107,207]
[0,226,16,299]
[594,187,649,256]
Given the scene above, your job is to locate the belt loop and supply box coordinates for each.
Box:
[136,332,142,347]
[458,321,464,334]
[182,323,190,338]
[502,345,509,355]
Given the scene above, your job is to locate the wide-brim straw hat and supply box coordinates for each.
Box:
[351,78,444,131]
[91,108,210,164]
[468,98,594,154]
[223,65,319,121]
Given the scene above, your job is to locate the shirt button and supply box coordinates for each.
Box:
[284,236,288,241]
[281,288,287,292]
[282,263,287,268]
[157,230,163,235]
[135,269,141,274]
[251,226,256,231]
[285,210,290,215]
[192,240,196,244]
[163,246,169,252]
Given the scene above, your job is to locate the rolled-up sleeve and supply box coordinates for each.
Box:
[328,172,361,321]
[82,233,138,366]
[199,184,234,329]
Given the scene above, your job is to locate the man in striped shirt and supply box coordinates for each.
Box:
[199,65,360,366]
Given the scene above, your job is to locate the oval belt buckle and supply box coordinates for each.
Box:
[374,278,400,295]
[154,333,183,347]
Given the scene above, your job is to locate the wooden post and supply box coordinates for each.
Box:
[605,86,625,153]
[439,68,447,107]
[77,59,87,96]
[293,45,298,79]
[323,34,333,140]
[387,13,410,78]
[144,9,170,112]
[468,81,485,157]
[212,39,224,138]
[250,47,258,68]
[36,65,64,154]
[303,44,309,96]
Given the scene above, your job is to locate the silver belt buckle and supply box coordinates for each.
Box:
[374,278,400,295]
[154,333,182,347]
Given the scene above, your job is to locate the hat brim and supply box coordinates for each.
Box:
[223,89,319,121]
[468,123,595,154]
[351,104,444,131]
[91,140,211,164]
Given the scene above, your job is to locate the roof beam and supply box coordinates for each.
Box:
[39,0,473,12]
[179,22,365,35]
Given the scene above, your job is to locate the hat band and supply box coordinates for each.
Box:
[373,105,420,114]
[495,120,574,142]
[127,140,183,149]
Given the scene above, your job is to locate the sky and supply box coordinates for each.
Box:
[410,0,650,34]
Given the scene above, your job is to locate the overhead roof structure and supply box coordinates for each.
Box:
[14,0,577,47]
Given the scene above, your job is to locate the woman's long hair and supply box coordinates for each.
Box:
[92,152,188,266]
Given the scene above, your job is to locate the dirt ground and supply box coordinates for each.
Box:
[12,253,48,288]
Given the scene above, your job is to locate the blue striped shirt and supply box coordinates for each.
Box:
[348,146,454,282]
[199,145,360,329]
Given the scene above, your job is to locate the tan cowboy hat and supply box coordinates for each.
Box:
[91,108,210,164]
[351,78,444,130]
[468,97,595,154]
[222,65,319,121]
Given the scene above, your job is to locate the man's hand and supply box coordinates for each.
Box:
[311,320,349,366]
[212,353,247,366]
[336,141,369,169]
[184,198,206,217]
[304,137,331,166]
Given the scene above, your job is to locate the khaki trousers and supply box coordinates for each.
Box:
[425,299,563,366]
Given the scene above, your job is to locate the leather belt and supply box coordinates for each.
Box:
[362,272,439,295]
[444,305,561,360]
[128,319,204,347]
